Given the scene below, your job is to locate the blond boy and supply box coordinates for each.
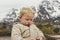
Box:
[11,7,45,40]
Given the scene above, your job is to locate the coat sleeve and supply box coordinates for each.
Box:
[34,24,46,40]
[37,29,46,40]
[11,24,26,40]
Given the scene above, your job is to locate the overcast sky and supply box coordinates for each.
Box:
[0,0,60,20]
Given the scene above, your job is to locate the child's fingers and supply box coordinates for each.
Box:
[27,37,35,40]
[36,37,43,40]
[31,38,36,40]
[36,38,40,40]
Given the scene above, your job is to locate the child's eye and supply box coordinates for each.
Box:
[26,19,32,21]
[30,19,32,21]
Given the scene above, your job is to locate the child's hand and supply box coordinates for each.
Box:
[27,37,36,40]
[30,38,36,40]
[36,36,42,40]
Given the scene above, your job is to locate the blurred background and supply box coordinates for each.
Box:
[0,0,60,40]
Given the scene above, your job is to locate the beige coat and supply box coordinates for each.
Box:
[11,23,45,40]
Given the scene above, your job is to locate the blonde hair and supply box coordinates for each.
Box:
[19,7,35,17]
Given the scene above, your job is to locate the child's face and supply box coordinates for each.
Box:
[19,13,34,26]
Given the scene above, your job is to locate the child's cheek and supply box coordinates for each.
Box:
[29,22,33,25]
[29,21,33,24]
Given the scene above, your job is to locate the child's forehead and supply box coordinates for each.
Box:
[25,13,34,16]
[24,13,34,18]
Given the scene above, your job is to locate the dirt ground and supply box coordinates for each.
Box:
[0,36,11,40]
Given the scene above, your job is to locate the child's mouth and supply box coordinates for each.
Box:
[24,24,31,27]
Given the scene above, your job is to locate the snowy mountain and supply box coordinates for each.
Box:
[34,0,60,24]
[2,8,18,24]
